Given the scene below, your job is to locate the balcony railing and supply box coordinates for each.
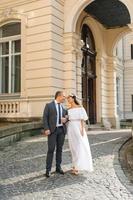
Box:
[0,102,20,114]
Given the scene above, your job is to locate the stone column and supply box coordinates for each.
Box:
[76,39,83,100]
[95,56,102,123]
[101,56,120,128]
[63,32,82,96]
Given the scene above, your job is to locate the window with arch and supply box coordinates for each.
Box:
[0,22,21,94]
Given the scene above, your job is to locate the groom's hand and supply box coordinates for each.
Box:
[44,129,51,136]
[61,117,67,124]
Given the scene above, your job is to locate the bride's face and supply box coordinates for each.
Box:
[67,96,74,104]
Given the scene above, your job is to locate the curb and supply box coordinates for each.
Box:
[114,135,133,195]
[0,121,43,149]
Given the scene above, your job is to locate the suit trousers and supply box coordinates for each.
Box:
[46,127,65,171]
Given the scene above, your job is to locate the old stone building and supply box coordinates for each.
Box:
[115,33,133,121]
[0,0,133,127]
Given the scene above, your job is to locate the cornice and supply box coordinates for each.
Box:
[0,0,37,10]
[57,0,65,5]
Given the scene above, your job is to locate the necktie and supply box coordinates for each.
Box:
[58,103,61,124]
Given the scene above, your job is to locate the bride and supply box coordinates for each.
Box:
[67,94,93,175]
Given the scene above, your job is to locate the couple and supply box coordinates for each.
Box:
[43,91,93,178]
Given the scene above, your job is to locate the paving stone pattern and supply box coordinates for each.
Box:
[0,130,133,200]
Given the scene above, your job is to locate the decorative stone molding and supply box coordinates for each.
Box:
[56,0,65,5]
[0,7,28,26]
[128,23,133,31]
[0,0,37,9]
[1,8,18,18]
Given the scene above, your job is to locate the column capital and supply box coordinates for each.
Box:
[64,32,81,53]
[128,23,133,31]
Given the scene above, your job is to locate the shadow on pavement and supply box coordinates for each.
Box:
[0,130,132,199]
[0,171,87,199]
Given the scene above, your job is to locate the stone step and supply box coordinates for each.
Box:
[86,123,104,130]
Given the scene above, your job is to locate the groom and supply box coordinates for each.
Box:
[43,91,68,178]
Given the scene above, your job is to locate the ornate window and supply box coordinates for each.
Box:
[0,22,21,94]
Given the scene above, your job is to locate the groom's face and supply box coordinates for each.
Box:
[58,92,66,103]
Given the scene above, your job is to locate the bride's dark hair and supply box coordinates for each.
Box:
[69,94,80,105]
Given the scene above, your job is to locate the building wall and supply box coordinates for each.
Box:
[0,0,133,127]
[115,32,133,121]
[123,33,133,119]
[115,39,124,120]
[63,0,133,127]
[0,0,65,119]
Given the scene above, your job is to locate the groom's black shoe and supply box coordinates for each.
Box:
[45,170,51,178]
[56,168,64,175]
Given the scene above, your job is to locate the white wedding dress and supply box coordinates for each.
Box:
[67,107,93,171]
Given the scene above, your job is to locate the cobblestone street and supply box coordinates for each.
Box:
[0,130,133,200]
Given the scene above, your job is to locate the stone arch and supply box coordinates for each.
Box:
[120,0,133,22]
[64,0,132,33]
[101,26,132,57]
[75,13,105,123]
[64,0,133,127]
[0,19,21,27]
[76,13,105,57]
[112,29,132,56]
[64,0,93,33]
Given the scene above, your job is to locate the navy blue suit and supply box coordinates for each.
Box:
[43,101,67,171]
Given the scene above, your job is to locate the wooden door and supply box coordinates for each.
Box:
[81,24,96,124]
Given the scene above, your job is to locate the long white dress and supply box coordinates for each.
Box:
[67,107,93,172]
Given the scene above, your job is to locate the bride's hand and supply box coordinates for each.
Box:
[80,120,85,136]
[80,128,84,136]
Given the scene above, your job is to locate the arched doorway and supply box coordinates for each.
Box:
[64,0,132,128]
[81,24,96,124]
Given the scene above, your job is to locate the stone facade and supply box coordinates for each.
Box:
[123,33,133,119]
[0,0,133,127]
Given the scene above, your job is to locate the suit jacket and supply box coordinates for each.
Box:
[43,101,68,133]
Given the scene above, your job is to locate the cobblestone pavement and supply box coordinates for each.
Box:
[0,130,133,200]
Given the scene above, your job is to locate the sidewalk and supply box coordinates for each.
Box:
[0,129,133,200]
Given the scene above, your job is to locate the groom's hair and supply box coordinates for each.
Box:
[55,91,63,99]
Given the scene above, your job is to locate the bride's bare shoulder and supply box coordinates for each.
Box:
[76,105,82,108]
[74,105,82,108]
[67,105,82,109]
